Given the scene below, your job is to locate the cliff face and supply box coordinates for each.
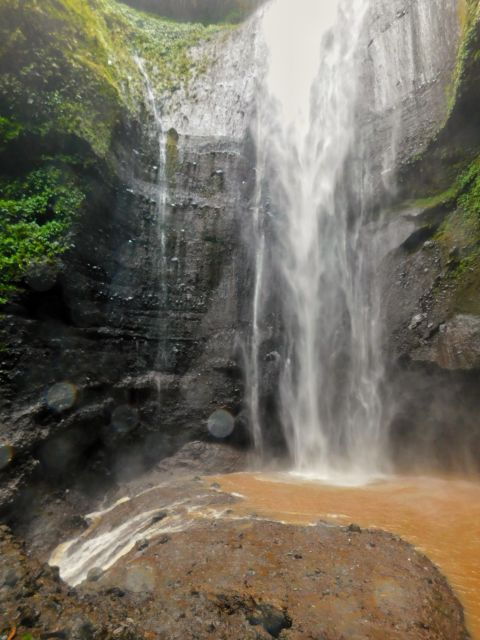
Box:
[0,0,254,507]
[0,0,479,509]
[370,0,480,469]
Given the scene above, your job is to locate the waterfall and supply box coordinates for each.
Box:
[135,56,170,371]
[250,0,387,481]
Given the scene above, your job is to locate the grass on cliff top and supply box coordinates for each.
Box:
[0,0,228,157]
[0,0,231,302]
[429,156,480,314]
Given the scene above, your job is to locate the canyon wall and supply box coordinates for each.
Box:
[0,1,256,507]
[0,0,479,509]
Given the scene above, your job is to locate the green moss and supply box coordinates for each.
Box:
[457,158,480,214]
[429,157,480,313]
[0,0,228,157]
[0,116,24,146]
[409,156,480,213]
[0,165,85,302]
[0,0,231,302]
[446,0,480,119]
[119,0,259,24]
[412,186,458,212]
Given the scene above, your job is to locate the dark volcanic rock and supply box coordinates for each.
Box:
[412,315,480,371]
[0,117,253,510]
[0,512,470,640]
[155,440,248,474]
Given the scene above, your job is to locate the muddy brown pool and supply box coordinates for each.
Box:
[212,472,480,639]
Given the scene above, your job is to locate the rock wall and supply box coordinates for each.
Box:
[366,0,480,469]
[0,130,258,509]
[0,0,479,511]
[0,7,257,509]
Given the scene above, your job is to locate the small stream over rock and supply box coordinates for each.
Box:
[49,467,479,638]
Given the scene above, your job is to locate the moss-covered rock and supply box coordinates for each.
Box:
[394,1,480,318]
[0,0,229,301]
[0,0,227,155]
[119,0,264,24]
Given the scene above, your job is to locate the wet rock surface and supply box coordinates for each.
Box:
[0,120,254,510]
[0,500,469,640]
[412,315,480,371]
[7,442,247,561]
[368,5,480,470]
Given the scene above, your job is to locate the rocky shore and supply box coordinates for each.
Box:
[0,444,470,640]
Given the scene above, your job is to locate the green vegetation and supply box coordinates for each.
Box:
[409,156,480,214]
[0,116,24,150]
[434,157,480,249]
[412,186,458,212]
[0,166,85,302]
[119,0,259,24]
[429,157,480,314]
[0,0,230,303]
[457,157,480,215]
[0,0,227,156]
[446,0,480,118]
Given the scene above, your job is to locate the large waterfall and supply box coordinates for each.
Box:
[250,0,387,480]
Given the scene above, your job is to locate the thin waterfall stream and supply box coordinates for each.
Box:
[135,55,170,372]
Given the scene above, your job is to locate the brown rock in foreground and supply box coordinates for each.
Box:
[0,513,468,640]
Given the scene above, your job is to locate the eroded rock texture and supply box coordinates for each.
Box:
[0,496,470,640]
[0,0,479,511]
[374,1,480,469]
[0,10,257,508]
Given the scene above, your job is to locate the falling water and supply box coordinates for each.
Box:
[251,0,387,480]
[135,56,170,370]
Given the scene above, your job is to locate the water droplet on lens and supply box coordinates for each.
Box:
[46,382,77,412]
[0,445,14,470]
[125,565,155,593]
[112,405,138,435]
[207,409,235,439]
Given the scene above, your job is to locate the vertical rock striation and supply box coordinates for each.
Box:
[0,0,478,511]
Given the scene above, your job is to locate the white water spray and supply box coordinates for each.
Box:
[251,0,387,480]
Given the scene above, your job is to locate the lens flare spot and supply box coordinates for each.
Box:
[125,564,155,593]
[46,382,77,412]
[25,263,57,292]
[112,405,139,435]
[207,409,235,439]
[0,444,14,470]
